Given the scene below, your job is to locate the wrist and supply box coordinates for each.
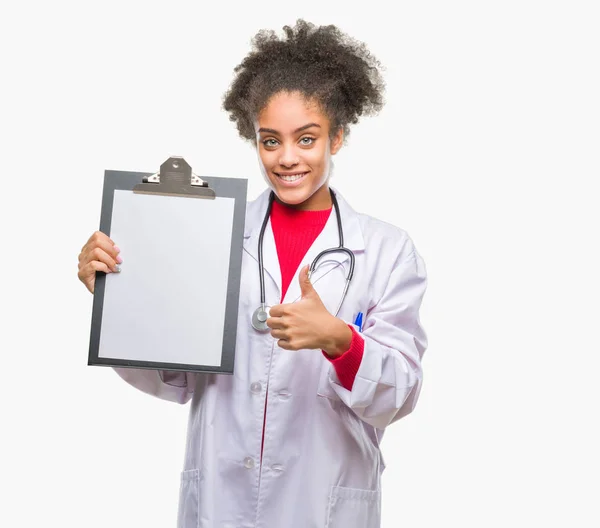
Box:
[322,317,353,358]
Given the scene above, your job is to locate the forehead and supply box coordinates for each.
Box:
[257,92,329,132]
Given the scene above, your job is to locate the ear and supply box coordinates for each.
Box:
[330,126,344,155]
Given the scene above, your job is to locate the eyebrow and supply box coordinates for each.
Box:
[257,123,321,135]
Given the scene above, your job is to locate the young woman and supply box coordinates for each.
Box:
[78,20,428,528]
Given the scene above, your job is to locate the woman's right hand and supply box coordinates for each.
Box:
[78,231,122,294]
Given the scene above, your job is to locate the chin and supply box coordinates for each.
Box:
[273,186,313,205]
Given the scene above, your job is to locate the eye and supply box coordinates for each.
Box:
[262,138,279,148]
[299,136,315,146]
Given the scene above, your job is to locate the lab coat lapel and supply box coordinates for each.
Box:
[283,188,365,306]
[243,188,365,308]
[243,190,282,303]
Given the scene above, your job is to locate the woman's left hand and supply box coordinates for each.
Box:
[267,265,352,357]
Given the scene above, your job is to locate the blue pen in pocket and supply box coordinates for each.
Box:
[353,312,363,332]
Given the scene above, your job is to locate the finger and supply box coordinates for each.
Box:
[88,230,115,248]
[299,265,316,298]
[266,317,286,330]
[277,339,294,351]
[86,247,120,272]
[270,329,288,340]
[81,232,120,261]
[87,236,121,261]
[268,304,286,318]
[79,242,120,265]
[78,259,111,282]
[81,231,113,254]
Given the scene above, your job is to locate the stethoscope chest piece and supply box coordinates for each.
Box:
[252,305,271,332]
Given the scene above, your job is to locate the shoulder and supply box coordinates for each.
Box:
[334,187,421,263]
[243,189,271,234]
[352,209,427,306]
[246,189,270,215]
[353,206,420,267]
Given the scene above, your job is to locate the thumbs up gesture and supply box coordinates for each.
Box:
[267,265,352,356]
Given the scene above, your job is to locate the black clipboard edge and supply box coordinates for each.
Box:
[88,169,248,375]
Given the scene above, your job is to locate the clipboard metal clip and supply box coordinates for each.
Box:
[134,156,216,199]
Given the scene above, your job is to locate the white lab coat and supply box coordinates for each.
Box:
[114,187,428,528]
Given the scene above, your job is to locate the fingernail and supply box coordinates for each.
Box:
[116,255,123,264]
[114,246,121,253]
[114,265,121,273]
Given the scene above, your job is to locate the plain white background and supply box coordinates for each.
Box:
[1,1,598,526]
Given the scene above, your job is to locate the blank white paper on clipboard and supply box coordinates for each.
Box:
[88,157,248,374]
[99,191,234,366]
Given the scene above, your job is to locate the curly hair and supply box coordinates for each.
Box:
[222,19,386,143]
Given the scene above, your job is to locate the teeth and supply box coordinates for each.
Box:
[278,173,305,182]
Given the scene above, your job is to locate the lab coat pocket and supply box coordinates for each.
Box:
[316,366,340,401]
[177,469,200,528]
[325,486,381,528]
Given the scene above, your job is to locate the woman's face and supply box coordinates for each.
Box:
[255,91,343,210]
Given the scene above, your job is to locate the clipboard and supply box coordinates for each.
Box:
[88,156,247,374]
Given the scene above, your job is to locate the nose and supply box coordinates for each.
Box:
[278,145,300,168]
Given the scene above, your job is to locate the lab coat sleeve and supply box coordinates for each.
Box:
[328,243,428,430]
[113,368,196,405]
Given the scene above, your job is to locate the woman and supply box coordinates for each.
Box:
[78,20,428,528]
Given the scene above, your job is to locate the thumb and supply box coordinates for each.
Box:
[299,265,315,298]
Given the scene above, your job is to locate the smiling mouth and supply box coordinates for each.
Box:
[275,172,308,182]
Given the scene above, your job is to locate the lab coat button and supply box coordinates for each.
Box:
[250,382,262,394]
[243,457,255,469]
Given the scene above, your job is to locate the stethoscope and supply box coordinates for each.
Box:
[251,188,355,332]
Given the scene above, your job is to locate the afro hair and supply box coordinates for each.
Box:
[222,19,386,143]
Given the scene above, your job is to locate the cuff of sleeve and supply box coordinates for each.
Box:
[322,325,364,391]
[158,371,188,388]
